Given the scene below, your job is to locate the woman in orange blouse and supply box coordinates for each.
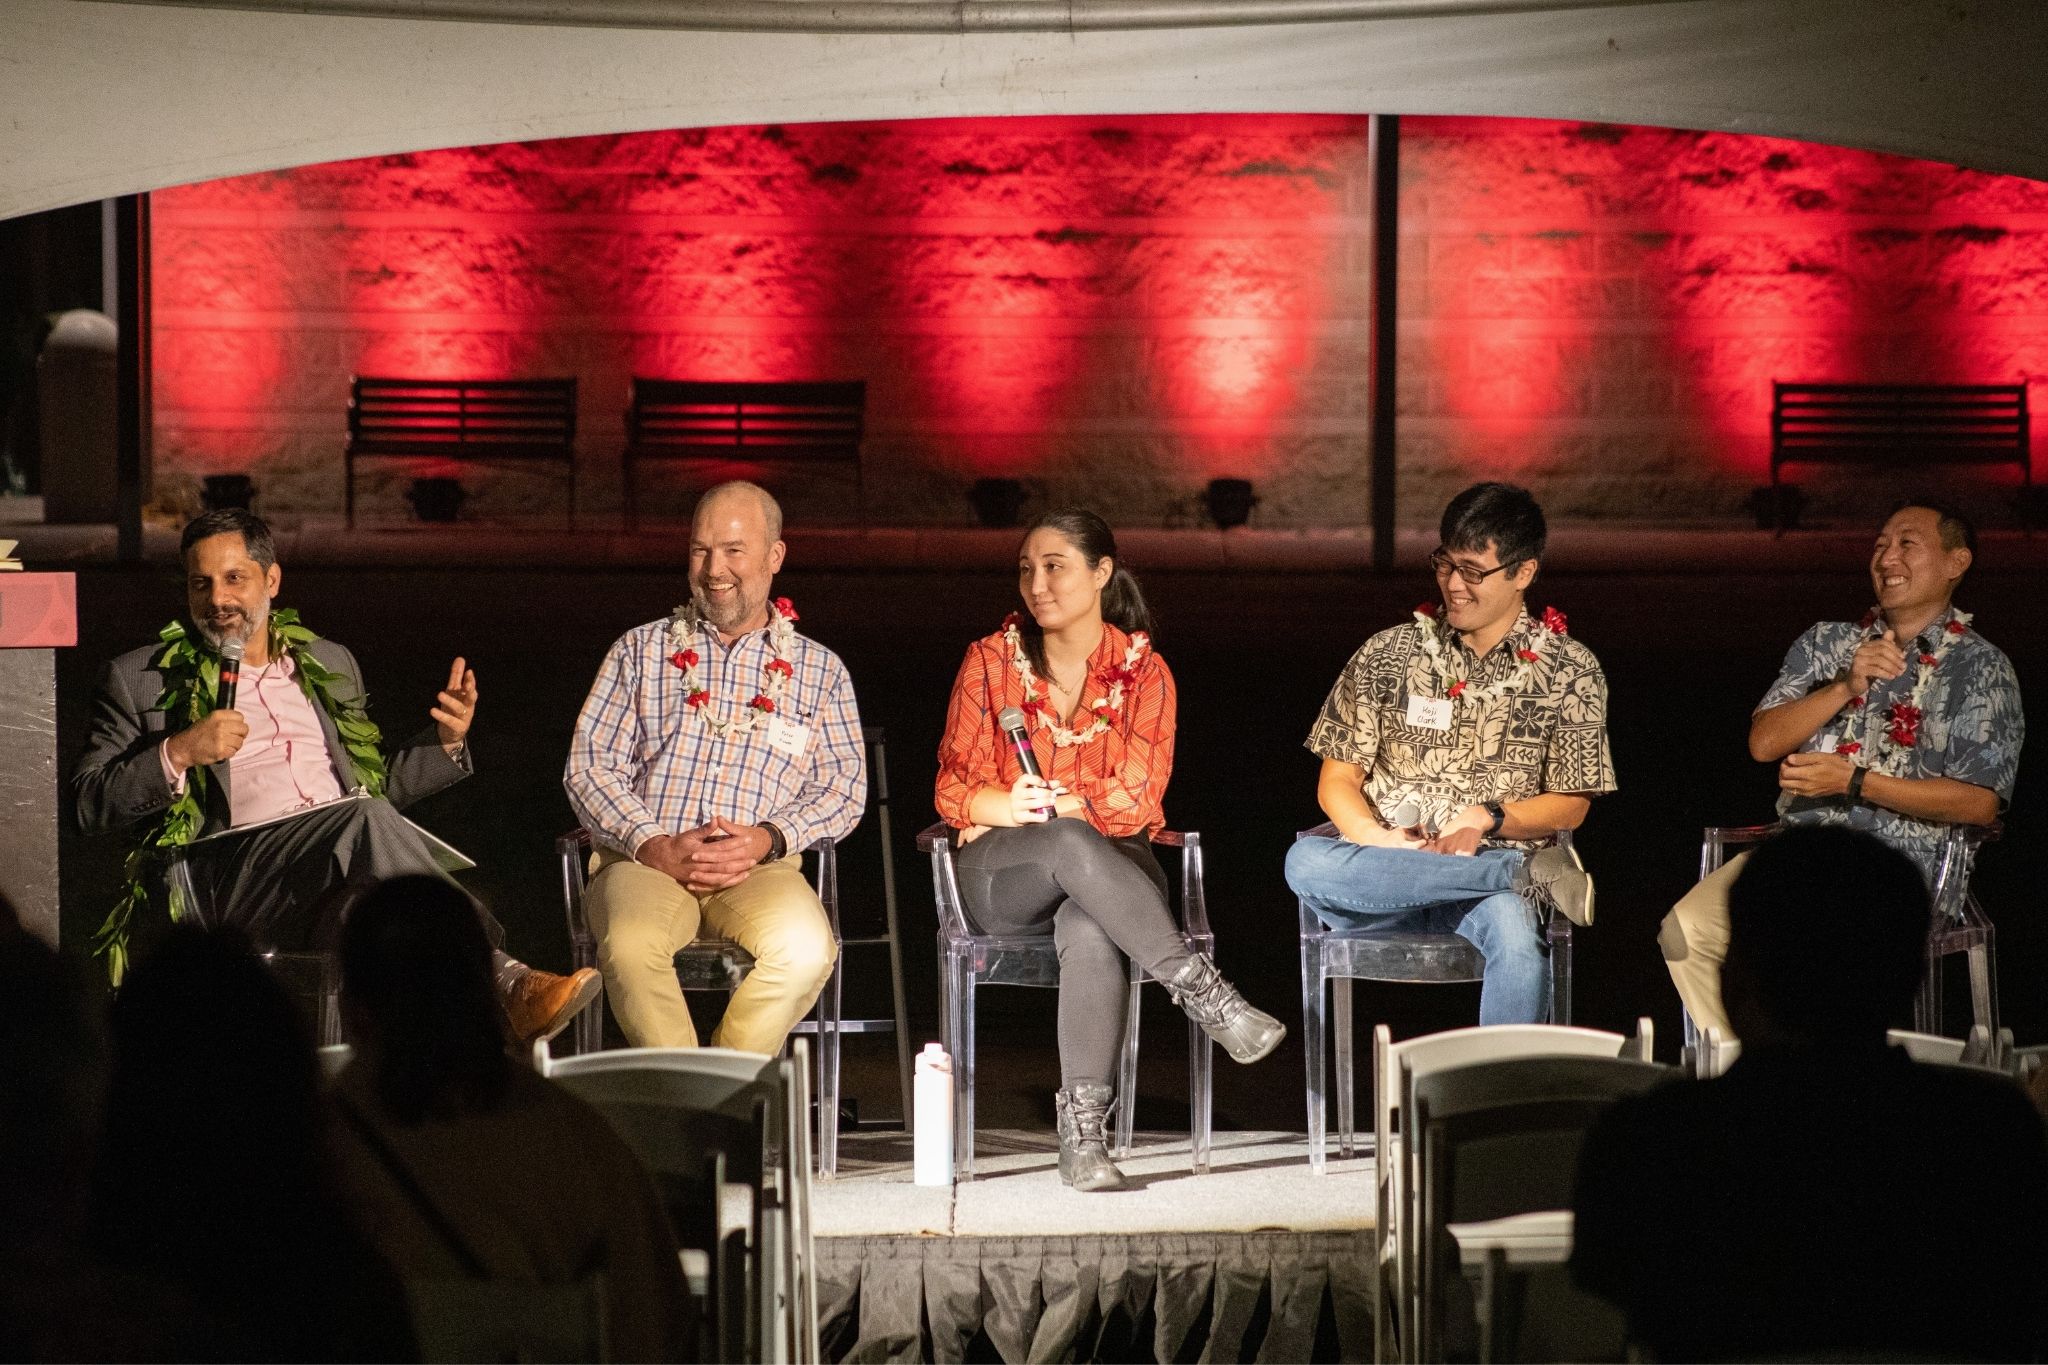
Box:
[936,509,1284,1191]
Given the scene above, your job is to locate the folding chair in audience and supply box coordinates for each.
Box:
[541,1042,819,1364]
[1409,1052,1670,1363]
[1372,1021,1652,1365]
[918,822,1217,1179]
[1297,822,1584,1175]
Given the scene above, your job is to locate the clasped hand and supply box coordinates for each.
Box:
[1779,750,1855,798]
[1410,804,1491,856]
[638,817,771,893]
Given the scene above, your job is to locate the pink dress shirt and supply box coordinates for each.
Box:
[160,653,345,826]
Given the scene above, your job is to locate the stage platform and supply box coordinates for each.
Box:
[812,1129,1376,1362]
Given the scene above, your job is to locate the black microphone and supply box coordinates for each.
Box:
[996,705,1058,818]
[217,639,243,712]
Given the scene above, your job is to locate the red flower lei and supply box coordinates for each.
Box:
[666,597,800,737]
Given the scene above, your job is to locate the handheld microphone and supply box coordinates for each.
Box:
[1385,797,1438,837]
[996,705,1058,818]
[217,640,244,712]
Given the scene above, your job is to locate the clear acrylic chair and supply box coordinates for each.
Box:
[1295,822,1580,1175]
[164,851,343,1045]
[1691,821,1999,1052]
[916,822,1216,1181]
[558,826,850,1179]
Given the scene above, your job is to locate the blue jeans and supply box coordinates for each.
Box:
[1282,837,1550,1025]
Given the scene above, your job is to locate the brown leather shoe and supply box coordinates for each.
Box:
[501,966,603,1045]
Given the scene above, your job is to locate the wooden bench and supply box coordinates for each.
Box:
[345,376,577,527]
[622,379,864,529]
[1770,382,2031,529]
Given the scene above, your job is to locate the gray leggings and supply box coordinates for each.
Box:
[955,819,1193,1089]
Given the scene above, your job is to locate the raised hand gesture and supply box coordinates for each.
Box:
[433,657,478,749]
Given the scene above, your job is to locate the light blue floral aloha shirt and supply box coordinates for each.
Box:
[1757,604,2023,877]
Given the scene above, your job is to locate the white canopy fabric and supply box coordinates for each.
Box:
[2,0,2043,220]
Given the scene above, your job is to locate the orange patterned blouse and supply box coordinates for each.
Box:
[935,621,1177,839]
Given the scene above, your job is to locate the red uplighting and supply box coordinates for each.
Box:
[151,114,2048,516]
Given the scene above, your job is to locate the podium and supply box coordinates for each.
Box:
[0,573,77,946]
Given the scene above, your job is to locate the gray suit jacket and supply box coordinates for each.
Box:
[72,633,471,838]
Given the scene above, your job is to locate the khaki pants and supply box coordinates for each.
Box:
[584,848,837,1055]
[1659,850,1750,1041]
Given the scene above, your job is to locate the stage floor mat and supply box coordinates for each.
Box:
[815,1128,1376,1238]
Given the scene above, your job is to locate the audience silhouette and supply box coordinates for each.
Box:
[330,875,694,1362]
[88,923,416,1361]
[1572,825,2048,1361]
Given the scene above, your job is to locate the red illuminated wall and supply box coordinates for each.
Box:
[151,116,2048,528]
[151,116,1372,526]
[1400,118,2048,524]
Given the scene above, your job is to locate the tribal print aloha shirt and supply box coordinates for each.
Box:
[1760,604,2023,878]
[1306,607,1617,850]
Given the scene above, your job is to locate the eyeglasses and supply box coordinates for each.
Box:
[1429,548,1523,585]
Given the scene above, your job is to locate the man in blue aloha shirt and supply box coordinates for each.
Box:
[1662,501,2023,1039]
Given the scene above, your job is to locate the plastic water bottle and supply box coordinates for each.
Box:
[913,1042,954,1186]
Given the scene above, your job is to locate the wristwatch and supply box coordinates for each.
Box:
[758,823,788,863]
[1846,766,1868,805]
[1482,801,1507,837]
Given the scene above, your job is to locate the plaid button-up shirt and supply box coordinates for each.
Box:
[565,612,867,858]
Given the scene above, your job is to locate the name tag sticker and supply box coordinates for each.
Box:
[766,715,811,756]
[1406,694,1454,731]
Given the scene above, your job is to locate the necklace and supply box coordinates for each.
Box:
[1001,612,1151,747]
[1412,603,1568,706]
[1836,608,1970,775]
[667,595,799,738]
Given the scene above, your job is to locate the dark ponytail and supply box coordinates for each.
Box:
[1015,508,1155,677]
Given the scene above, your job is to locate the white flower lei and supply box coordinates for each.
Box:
[1411,605,1566,707]
[1837,608,1971,777]
[666,597,799,739]
[1001,615,1151,747]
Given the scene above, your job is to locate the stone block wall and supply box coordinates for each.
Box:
[151,115,2048,530]
[1400,117,2048,527]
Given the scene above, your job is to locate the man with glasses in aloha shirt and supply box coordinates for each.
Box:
[1283,482,1613,1025]
[1660,501,2022,1042]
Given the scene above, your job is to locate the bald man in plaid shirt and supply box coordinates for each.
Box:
[565,483,867,1053]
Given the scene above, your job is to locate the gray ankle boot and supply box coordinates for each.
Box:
[1165,955,1287,1064]
[1054,1085,1128,1192]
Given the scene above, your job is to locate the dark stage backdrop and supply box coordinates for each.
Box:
[54,561,2046,1131]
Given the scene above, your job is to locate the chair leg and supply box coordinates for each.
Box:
[1303,954,1327,1175]
[1969,934,1999,1039]
[818,956,843,1180]
[1552,924,1574,1026]
[1191,1023,1213,1176]
[1334,977,1356,1159]
[1916,945,1943,1034]
[953,966,976,1183]
[1114,964,1142,1158]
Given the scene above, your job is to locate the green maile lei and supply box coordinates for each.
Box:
[92,607,388,984]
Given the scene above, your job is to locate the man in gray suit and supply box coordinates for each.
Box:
[73,509,598,1042]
